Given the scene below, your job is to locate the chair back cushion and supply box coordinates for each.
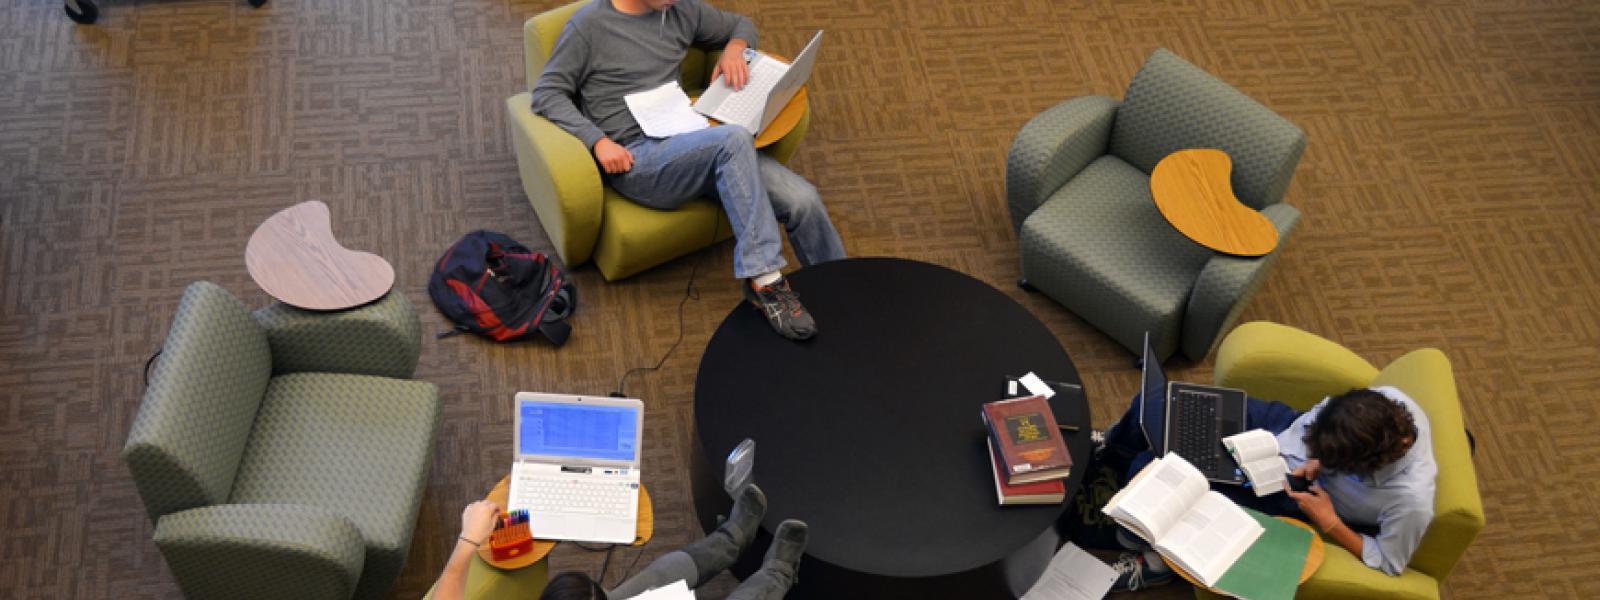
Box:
[1370,349,1485,580]
[123,281,272,521]
[1109,49,1307,210]
[524,1,710,93]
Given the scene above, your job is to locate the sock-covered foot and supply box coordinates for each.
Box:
[744,276,817,340]
[1109,550,1174,592]
[758,519,809,581]
[679,485,768,586]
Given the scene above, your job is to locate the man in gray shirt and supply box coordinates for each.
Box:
[531,0,846,341]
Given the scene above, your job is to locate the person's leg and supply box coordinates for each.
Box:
[725,520,808,600]
[757,155,845,267]
[607,485,768,598]
[609,126,787,280]
[1244,395,1302,435]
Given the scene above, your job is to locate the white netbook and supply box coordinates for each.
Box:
[507,392,643,545]
[693,30,824,135]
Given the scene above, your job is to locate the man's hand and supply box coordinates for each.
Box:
[1287,482,1340,531]
[459,500,502,546]
[593,137,634,174]
[711,39,750,91]
[1292,458,1323,482]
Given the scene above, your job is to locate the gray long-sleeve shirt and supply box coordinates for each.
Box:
[530,0,758,149]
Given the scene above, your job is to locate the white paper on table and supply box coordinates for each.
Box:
[628,579,695,600]
[1021,542,1119,600]
[1019,372,1057,399]
[624,82,710,138]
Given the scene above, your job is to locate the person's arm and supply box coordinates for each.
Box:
[1356,504,1433,576]
[690,0,758,91]
[432,501,503,600]
[529,25,608,150]
[1286,482,1364,557]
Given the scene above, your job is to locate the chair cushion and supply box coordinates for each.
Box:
[229,372,440,599]
[593,186,734,281]
[1018,155,1212,358]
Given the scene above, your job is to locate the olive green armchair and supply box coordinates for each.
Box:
[506,1,810,281]
[1197,321,1485,600]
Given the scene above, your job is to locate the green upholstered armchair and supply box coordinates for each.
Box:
[506,1,810,281]
[1198,321,1485,600]
[123,282,441,600]
[1006,49,1306,361]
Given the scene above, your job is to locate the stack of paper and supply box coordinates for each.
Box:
[1021,543,1118,600]
[624,82,709,139]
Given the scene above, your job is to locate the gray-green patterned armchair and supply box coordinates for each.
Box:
[123,281,441,600]
[1007,49,1306,361]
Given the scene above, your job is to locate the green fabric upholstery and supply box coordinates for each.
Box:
[509,1,810,280]
[153,504,367,600]
[1020,155,1213,360]
[1005,95,1118,231]
[1180,202,1301,360]
[1109,49,1307,211]
[228,373,441,600]
[1006,48,1305,361]
[124,282,440,600]
[421,556,550,600]
[124,281,272,522]
[253,291,423,380]
[1202,322,1485,600]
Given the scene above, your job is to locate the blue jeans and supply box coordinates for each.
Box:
[607,126,847,279]
[1104,393,1307,520]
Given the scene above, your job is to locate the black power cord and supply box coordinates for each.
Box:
[611,209,723,398]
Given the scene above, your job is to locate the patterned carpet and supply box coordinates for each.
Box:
[2,0,1598,598]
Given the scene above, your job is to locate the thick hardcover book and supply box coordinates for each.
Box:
[981,395,1072,484]
[988,438,1066,505]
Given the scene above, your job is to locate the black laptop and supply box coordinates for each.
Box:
[1137,332,1249,484]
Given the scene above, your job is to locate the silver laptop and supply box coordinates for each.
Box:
[693,30,824,135]
[507,392,643,545]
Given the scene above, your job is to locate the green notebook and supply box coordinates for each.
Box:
[1210,508,1314,600]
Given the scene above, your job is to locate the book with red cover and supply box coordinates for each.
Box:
[981,394,1072,484]
[988,438,1066,505]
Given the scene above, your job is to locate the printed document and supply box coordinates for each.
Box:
[624,82,709,138]
[1021,542,1119,600]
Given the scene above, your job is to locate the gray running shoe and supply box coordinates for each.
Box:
[744,277,817,340]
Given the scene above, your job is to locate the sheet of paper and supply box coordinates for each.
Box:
[1019,372,1056,399]
[624,82,709,138]
[628,579,694,600]
[1021,542,1119,600]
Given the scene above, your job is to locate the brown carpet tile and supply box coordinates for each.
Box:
[3,0,1598,598]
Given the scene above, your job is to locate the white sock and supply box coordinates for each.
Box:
[753,271,782,287]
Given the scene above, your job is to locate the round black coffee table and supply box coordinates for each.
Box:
[691,258,1091,599]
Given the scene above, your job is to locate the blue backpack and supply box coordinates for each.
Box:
[428,230,575,345]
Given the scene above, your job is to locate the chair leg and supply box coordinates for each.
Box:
[249,0,266,7]
[65,0,98,23]
[1017,279,1037,293]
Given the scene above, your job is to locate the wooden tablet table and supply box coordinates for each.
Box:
[1150,149,1280,257]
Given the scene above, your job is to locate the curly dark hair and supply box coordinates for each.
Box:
[540,572,608,600]
[1303,388,1417,477]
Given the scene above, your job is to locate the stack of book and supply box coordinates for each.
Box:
[982,395,1072,505]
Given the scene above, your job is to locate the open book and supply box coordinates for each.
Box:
[1102,453,1263,587]
[1223,429,1290,497]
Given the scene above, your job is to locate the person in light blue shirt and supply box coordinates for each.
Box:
[1098,386,1437,591]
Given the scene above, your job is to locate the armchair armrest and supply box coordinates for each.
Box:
[1212,321,1379,410]
[1180,202,1301,361]
[253,290,422,380]
[154,504,366,600]
[1005,95,1118,231]
[506,92,604,267]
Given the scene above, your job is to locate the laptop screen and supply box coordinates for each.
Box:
[1138,333,1168,453]
[518,400,640,462]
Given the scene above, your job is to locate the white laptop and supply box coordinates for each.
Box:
[693,30,824,136]
[507,392,643,545]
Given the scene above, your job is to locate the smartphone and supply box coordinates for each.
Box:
[1288,474,1312,493]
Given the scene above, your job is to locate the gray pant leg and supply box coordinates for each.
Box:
[607,551,698,600]
[757,155,846,267]
[725,568,796,600]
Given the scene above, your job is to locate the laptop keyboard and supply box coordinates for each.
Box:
[1170,390,1221,473]
[714,58,788,128]
[512,476,638,517]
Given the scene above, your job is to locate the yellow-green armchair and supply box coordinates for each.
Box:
[506,1,810,281]
[1198,321,1485,600]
